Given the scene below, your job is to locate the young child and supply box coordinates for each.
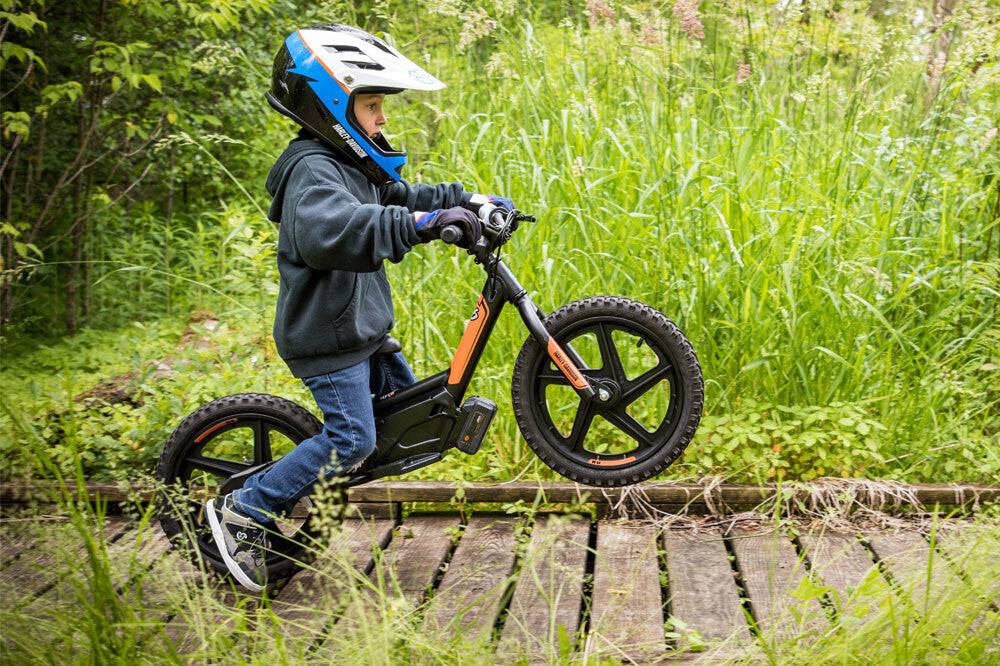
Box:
[206,24,514,591]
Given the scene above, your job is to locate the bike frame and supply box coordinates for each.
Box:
[220,210,594,496]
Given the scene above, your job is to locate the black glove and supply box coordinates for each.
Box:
[464,193,515,214]
[415,206,482,247]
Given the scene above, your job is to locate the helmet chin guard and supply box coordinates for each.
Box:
[267,25,445,187]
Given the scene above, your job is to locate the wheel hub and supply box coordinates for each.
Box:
[591,378,621,406]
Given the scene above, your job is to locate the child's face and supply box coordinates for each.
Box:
[353,93,386,140]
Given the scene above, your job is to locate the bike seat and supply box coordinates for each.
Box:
[376,336,402,355]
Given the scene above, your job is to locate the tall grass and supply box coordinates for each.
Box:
[1,0,997,484]
[2,493,997,664]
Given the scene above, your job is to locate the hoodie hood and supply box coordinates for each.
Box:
[265,130,338,223]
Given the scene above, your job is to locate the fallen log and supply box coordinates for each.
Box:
[2,480,996,512]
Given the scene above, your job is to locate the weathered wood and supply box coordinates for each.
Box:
[266,518,394,641]
[369,513,460,604]
[0,516,130,600]
[797,530,879,615]
[172,518,395,654]
[4,480,996,508]
[424,515,520,642]
[662,527,752,648]
[933,523,1000,604]
[728,527,825,640]
[865,530,959,608]
[498,515,590,658]
[589,522,665,659]
[932,523,1000,635]
[0,521,45,565]
[170,584,265,655]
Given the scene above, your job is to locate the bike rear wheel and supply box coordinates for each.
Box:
[155,393,324,582]
[512,297,703,486]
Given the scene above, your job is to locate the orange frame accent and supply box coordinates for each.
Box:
[448,296,490,384]
[587,456,636,466]
[547,338,591,390]
[194,418,238,444]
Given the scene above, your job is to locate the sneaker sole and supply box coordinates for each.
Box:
[205,497,265,593]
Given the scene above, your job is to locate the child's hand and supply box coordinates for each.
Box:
[465,194,516,213]
[414,207,483,248]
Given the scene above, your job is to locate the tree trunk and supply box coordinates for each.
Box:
[924,0,959,107]
[164,146,176,316]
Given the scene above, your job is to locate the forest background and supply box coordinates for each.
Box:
[1,0,997,488]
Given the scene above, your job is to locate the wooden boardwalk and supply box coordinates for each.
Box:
[3,508,997,663]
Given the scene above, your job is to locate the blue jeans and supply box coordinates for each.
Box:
[233,351,416,524]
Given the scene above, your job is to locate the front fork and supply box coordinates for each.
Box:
[491,260,598,402]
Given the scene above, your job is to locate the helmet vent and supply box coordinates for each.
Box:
[324,44,362,53]
[345,60,385,71]
[362,38,395,56]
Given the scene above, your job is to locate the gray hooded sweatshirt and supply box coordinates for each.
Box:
[265,133,469,378]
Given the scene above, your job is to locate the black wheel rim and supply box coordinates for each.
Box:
[163,412,318,568]
[528,316,684,469]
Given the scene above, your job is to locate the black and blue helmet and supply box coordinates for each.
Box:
[266,25,445,187]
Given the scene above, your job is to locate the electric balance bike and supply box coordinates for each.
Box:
[155,204,704,581]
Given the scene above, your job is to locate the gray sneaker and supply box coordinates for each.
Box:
[205,493,270,591]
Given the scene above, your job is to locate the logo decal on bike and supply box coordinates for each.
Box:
[449,295,490,385]
[547,338,591,390]
[588,456,636,466]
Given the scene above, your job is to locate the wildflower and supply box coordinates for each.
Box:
[571,156,585,179]
[585,0,615,28]
[977,128,998,158]
[638,23,662,46]
[736,59,750,83]
[673,0,704,40]
[493,0,516,16]
[458,8,497,50]
[427,0,462,16]
[485,52,517,78]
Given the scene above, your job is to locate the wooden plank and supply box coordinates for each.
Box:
[424,515,520,642]
[797,529,879,615]
[107,520,175,594]
[934,522,1000,603]
[265,518,394,640]
[589,522,665,659]
[866,530,960,609]
[5,481,997,508]
[498,515,590,658]
[932,522,1000,634]
[662,527,752,648]
[728,527,824,640]
[169,518,394,655]
[0,515,130,601]
[0,518,59,565]
[369,513,460,604]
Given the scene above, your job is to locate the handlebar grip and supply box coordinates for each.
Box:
[440,225,463,244]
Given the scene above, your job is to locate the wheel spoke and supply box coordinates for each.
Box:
[596,324,626,383]
[537,366,572,387]
[252,421,272,465]
[602,409,657,449]
[188,455,251,478]
[565,400,595,453]
[620,362,673,406]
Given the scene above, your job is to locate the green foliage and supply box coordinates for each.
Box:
[2,0,998,484]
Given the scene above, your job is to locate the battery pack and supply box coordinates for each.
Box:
[453,396,497,455]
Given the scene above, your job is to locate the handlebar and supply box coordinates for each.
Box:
[439,204,536,254]
[440,225,463,244]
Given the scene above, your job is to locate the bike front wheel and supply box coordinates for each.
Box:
[512,297,703,486]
